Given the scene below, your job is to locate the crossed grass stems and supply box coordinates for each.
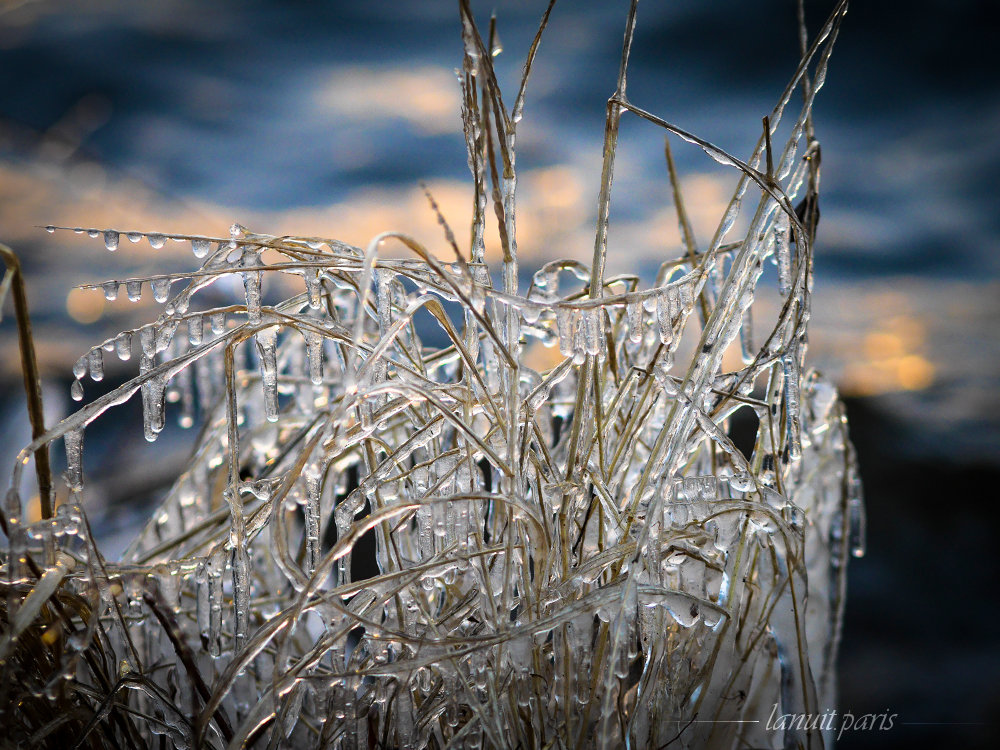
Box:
[0,1,855,747]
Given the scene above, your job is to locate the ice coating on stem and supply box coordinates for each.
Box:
[5,3,860,748]
[242,247,263,324]
[775,210,793,296]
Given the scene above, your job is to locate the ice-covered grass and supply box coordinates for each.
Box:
[1,1,863,748]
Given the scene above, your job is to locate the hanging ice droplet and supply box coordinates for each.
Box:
[151,278,171,303]
[70,379,84,402]
[115,331,132,361]
[257,326,280,422]
[73,355,88,380]
[126,231,142,244]
[147,233,166,250]
[64,428,84,492]
[126,280,142,302]
[188,315,203,345]
[210,312,226,334]
[102,281,119,301]
[103,230,120,252]
[88,348,104,382]
[44,225,55,233]
[191,238,211,258]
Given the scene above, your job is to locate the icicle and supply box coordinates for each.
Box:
[305,329,323,385]
[126,280,142,302]
[556,307,574,357]
[70,379,84,402]
[155,319,177,353]
[655,289,674,346]
[64,428,84,492]
[307,270,322,310]
[257,326,279,422]
[205,551,224,658]
[102,281,119,301]
[147,233,166,250]
[88,347,104,382]
[304,474,321,575]
[242,247,263,324]
[582,309,601,357]
[232,544,250,650]
[375,269,392,332]
[196,561,210,646]
[103,230,120,251]
[115,331,132,361]
[626,300,642,343]
[151,278,171,303]
[775,210,792,296]
[782,348,802,461]
[140,354,166,442]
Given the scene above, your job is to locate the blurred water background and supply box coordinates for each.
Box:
[0,1,997,747]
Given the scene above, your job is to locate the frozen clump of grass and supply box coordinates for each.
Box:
[1,1,862,748]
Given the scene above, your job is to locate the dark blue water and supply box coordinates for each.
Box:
[2,0,997,279]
